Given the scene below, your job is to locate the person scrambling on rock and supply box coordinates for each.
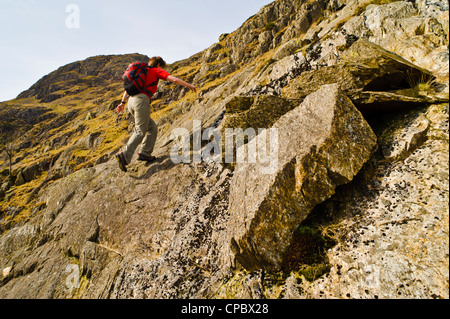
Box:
[115,56,197,172]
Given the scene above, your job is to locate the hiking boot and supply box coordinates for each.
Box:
[116,152,128,172]
[138,153,157,163]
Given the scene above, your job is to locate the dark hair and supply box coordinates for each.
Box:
[149,56,166,68]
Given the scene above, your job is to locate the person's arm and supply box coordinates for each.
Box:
[166,75,197,93]
[116,91,129,113]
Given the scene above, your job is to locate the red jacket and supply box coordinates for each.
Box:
[144,67,170,98]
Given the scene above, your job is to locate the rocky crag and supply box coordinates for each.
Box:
[0,0,448,299]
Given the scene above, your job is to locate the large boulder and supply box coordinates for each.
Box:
[282,40,435,100]
[363,0,448,77]
[228,84,377,271]
[281,40,440,115]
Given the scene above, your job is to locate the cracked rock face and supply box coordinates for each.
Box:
[287,103,449,299]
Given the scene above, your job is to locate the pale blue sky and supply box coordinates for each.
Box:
[0,0,273,102]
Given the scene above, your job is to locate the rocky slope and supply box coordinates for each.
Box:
[0,0,448,299]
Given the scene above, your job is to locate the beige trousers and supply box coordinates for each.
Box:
[122,93,158,164]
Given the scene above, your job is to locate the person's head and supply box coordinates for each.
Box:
[149,56,166,68]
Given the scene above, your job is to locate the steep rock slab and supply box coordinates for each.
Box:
[228,84,377,271]
[0,158,234,299]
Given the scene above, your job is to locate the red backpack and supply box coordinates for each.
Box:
[122,62,158,96]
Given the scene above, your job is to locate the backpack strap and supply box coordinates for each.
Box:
[141,66,159,97]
